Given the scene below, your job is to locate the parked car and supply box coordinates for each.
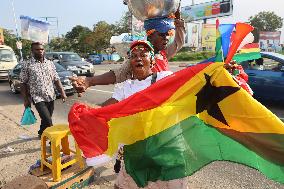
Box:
[45,52,95,77]
[87,54,102,64]
[0,45,18,80]
[240,52,284,102]
[197,52,284,102]
[8,62,75,96]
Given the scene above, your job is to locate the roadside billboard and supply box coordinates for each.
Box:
[184,23,200,48]
[259,31,281,52]
[181,0,233,22]
[201,24,216,51]
[0,28,4,45]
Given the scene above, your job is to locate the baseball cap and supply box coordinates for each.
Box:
[130,40,154,52]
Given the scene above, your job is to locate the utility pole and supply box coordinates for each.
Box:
[122,0,133,36]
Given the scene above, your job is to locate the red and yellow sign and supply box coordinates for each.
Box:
[201,24,216,51]
[0,28,4,45]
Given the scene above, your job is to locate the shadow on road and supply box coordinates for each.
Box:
[0,147,41,159]
[0,137,40,159]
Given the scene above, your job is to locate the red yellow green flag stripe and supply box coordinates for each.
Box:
[123,115,284,187]
[69,62,284,187]
[233,43,261,62]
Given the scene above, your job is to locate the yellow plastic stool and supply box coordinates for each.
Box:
[40,124,84,182]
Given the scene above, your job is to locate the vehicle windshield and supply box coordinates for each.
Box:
[60,53,81,62]
[54,62,66,72]
[0,49,17,62]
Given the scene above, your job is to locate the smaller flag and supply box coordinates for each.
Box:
[219,24,235,58]
[215,19,223,62]
[20,15,50,43]
[225,23,254,63]
[233,43,261,62]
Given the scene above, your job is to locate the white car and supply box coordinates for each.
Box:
[0,45,18,80]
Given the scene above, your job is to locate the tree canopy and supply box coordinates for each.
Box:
[3,29,32,60]
[249,11,283,32]
[3,11,131,57]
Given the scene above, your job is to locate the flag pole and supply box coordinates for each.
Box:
[10,0,23,61]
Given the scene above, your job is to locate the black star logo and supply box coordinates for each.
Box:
[196,74,240,126]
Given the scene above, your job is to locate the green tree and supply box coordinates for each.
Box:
[3,29,17,51]
[112,11,131,35]
[3,29,32,59]
[65,25,93,55]
[87,21,114,53]
[249,11,283,31]
[48,37,71,52]
[48,12,132,56]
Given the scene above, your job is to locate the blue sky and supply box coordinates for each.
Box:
[1,0,283,42]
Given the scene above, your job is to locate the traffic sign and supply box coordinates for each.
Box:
[16,41,22,50]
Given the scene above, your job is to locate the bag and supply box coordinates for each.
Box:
[21,107,37,126]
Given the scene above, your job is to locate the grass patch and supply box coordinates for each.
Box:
[170,51,215,62]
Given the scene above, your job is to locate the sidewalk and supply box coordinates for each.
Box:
[0,105,116,189]
[0,105,42,188]
[1,91,283,189]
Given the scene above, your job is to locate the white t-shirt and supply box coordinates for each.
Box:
[112,71,173,101]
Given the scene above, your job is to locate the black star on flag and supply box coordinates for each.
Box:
[196,74,240,126]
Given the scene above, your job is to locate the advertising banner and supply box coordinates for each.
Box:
[184,23,200,48]
[181,0,233,22]
[0,28,4,45]
[201,24,216,51]
[259,31,281,52]
[20,15,50,43]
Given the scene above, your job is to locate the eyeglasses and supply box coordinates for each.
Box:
[129,52,151,59]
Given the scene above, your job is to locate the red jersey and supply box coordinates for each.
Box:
[151,50,169,72]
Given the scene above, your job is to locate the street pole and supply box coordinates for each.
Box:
[10,0,23,61]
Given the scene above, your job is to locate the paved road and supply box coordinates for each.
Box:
[1,63,283,123]
[0,63,284,188]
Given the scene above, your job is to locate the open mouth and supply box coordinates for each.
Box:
[136,62,144,67]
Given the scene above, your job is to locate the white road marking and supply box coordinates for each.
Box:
[89,88,114,94]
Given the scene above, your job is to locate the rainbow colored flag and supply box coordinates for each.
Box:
[233,43,261,62]
[214,21,260,64]
[215,19,223,62]
[69,62,284,187]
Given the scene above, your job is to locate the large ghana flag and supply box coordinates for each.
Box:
[69,62,284,187]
